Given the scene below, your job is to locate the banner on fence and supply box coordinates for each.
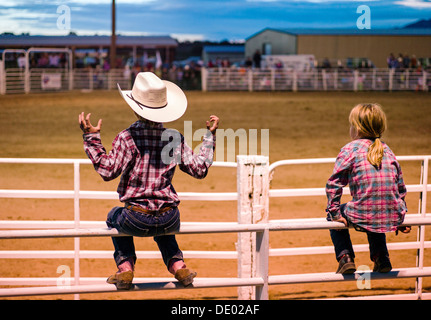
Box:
[41,73,62,90]
[261,54,315,71]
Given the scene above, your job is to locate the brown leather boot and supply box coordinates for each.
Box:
[106,270,134,290]
[336,254,356,274]
[175,268,197,287]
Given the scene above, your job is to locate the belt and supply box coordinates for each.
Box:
[125,204,174,215]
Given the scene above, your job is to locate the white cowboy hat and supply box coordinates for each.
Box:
[117,72,187,123]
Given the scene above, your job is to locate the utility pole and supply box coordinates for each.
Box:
[110,0,116,69]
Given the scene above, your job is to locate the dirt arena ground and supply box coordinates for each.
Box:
[0,90,430,300]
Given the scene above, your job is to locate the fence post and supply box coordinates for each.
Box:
[292,71,297,92]
[237,155,269,300]
[271,69,275,91]
[107,70,112,90]
[201,67,208,92]
[89,68,93,91]
[415,157,429,299]
[68,69,74,91]
[334,70,338,90]
[248,69,253,92]
[0,60,5,95]
[322,70,327,91]
[353,70,359,92]
[388,69,394,92]
[73,161,80,300]
[372,69,377,90]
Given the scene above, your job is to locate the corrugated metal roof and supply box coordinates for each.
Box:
[247,27,431,39]
[0,35,178,47]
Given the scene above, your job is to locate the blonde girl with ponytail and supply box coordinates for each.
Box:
[325,103,410,275]
[348,103,386,167]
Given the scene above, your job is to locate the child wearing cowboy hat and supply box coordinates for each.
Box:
[79,72,219,290]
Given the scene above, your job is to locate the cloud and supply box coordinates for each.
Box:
[1,0,430,40]
[170,33,205,42]
[0,7,60,34]
[246,0,377,2]
[69,0,155,4]
[394,0,431,8]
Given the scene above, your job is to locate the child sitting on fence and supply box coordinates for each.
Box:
[325,103,410,275]
[78,72,219,289]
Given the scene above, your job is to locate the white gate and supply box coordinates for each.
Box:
[0,156,430,300]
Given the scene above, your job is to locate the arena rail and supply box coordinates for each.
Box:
[2,52,430,94]
[0,47,132,94]
[0,155,430,300]
[201,67,430,92]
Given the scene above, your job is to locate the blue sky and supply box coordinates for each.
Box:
[0,0,430,41]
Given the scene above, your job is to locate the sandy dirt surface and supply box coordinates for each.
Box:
[0,90,430,300]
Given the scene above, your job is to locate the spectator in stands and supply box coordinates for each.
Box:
[411,55,418,69]
[245,57,253,68]
[322,58,332,69]
[17,54,26,69]
[387,53,397,69]
[253,50,261,69]
[103,59,110,71]
[49,53,60,68]
[167,64,177,82]
[37,53,49,68]
[402,54,411,70]
[397,54,404,70]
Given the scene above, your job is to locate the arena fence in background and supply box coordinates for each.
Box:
[201,67,429,92]
[0,155,430,300]
[1,47,429,94]
[0,47,132,95]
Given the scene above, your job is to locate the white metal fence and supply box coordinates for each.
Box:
[0,67,131,94]
[201,67,430,92]
[0,47,133,95]
[2,65,429,95]
[0,155,430,300]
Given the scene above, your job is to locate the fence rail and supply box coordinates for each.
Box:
[0,155,430,299]
[201,67,430,92]
[0,68,131,95]
[1,66,429,95]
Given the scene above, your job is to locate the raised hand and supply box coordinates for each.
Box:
[206,115,219,135]
[79,112,102,134]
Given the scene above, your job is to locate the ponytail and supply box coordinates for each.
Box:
[367,138,384,168]
[349,103,387,168]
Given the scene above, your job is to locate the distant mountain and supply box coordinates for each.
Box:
[403,19,431,29]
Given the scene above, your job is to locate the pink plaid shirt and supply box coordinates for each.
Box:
[326,139,407,233]
[83,121,215,211]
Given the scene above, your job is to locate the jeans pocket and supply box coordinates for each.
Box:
[163,210,180,234]
[122,214,150,237]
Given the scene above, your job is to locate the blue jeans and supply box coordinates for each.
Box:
[106,206,184,270]
[327,204,389,262]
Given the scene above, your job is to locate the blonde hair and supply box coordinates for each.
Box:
[349,103,387,167]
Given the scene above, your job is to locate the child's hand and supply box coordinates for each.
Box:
[333,217,348,227]
[396,225,411,235]
[79,112,102,134]
[206,115,219,135]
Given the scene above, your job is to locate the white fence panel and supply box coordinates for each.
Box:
[4,68,25,94]
[202,67,429,92]
[0,156,430,300]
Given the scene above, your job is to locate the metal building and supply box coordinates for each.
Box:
[245,28,431,68]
